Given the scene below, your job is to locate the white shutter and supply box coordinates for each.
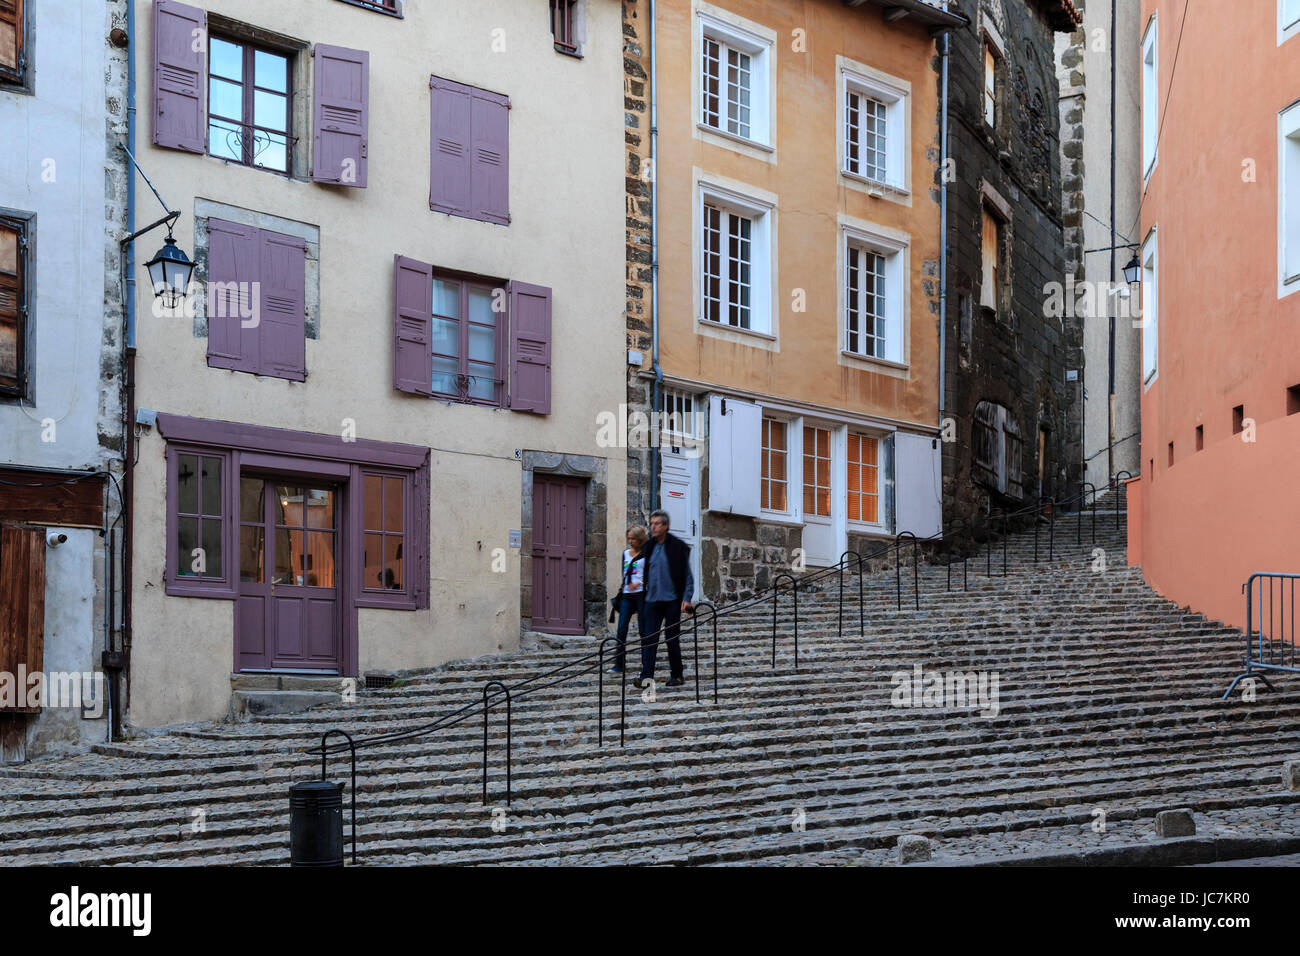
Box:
[707,395,761,517]
[895,431,942,538]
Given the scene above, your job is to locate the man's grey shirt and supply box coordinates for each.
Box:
[646,538,694,603]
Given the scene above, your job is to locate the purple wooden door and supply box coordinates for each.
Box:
[531,475,586,634]
[237,477,341,671]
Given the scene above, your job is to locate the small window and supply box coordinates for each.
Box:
[699,185,774,336]
[431,274,506,406]
[1288,385,1300,415]
[174,453,226,582]
[1141,231,1158,384]
[802,426,832,518]
[550,0,584,56]
[980,205,1004,312]
[661,388,702,450]
[973,402,1023,500]
[1196,424,1204,450]
[761,417,788,513]
[1167,442,1174,468]
[0,0,27,88]
[1282,0,1300,42]
[0,215,29,397]
[1142,18,1158,176]
[208,34,292,173]
[846,433,880,525]
[698,13,772,147]
[844,230,905,365]
[1233,404,1245,434]
[1280,102,1300,290]
[983,43,998,129]
[363,473,406,593]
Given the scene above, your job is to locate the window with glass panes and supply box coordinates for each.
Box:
[802,426,831,518]
[701,35,752,139]
[175,453,224,579]
[550,0,578,52]
[761,418,788,512]
[431,274,505,405]
[363,473,406,592]
[208,35,291,173]
[703,202,752,329]
[847,434,879,524]
[846,245,887,358]
[845,90,887,182]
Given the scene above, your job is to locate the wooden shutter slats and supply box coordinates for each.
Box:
[430,76,509,224]
[393,255,433,395]
[507,281,551,414]
[0,524,44,714]
[152,0,207,154]
[206,218,260,372]
[0,0,24,84]
[312,44,370,188]
[257,230,308,380]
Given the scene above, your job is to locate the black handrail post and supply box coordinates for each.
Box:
[857,552,864,637]
[895,538,902,610]
[620,652,627,747]
[692,601,718,704]
[481,681,512,807]
[319,729,358,865]
[895,532,919,610]
[598,636,617,748]
[1034,509,1040,564]
[985,513,992,578]
[691,607,700,703]
[838,554,845,639]
[772,574,797,670]
[1114,471,1133,532]
[1045,497,1055,562]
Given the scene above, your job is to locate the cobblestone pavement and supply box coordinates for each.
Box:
[2,518,1299,866]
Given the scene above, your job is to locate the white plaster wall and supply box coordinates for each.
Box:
[1069,2,1143,492]
[128,0,627,727]
[0,1,122,755]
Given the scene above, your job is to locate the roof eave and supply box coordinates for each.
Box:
[841,0,970,31]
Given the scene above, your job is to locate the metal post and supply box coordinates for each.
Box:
[481,681,512,807]
[318,730,357,866]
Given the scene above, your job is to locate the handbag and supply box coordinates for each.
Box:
[610,550,644,622]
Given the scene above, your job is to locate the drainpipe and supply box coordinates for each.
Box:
[108,0,139,744]
[938,30,950,431]
[1107,0,1117,486]
[647,0,662,514]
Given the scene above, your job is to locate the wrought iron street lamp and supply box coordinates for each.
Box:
[143,233,195,308]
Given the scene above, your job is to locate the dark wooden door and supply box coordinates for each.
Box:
[531,474,586,634]
[236,477,341,671]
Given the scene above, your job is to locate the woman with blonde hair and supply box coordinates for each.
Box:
[608,524,649,673]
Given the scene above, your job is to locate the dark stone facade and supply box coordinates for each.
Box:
[942,0,1083,530]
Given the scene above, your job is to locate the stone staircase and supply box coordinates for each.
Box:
[2,519,1298,866]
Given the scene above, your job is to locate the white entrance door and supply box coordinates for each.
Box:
[659,447,702,597]
[801,422,837,567]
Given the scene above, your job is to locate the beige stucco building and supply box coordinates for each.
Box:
[126,0,625,727]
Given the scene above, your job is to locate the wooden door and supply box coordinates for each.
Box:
[531,474,586,634]
[236,477,341,671]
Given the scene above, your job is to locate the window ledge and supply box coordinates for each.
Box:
[554,44,584,59]
[839,350,908,373]
[758,512,803,527]
[841,170,909,197]
[696,122,774,153]
[334,0,404,18]
[697,318,776,342]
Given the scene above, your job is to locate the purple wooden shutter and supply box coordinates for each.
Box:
[206,218,259,372]
[429,76,472,217]
[412,455,430,610]
[152,0,206,154]
[312,45,369,188]
[508,281,551,414]
[471,89,510,225]
[393,255,432,395]
[256,229,307,381]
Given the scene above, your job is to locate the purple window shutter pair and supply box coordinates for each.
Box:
[392,255,433,395]
[207,218,307,381]
[152,0,206,153]
[429,76,509,224]
[391,258,550,413]
[312,45,369,188]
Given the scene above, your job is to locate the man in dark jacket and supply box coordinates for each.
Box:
[635,509,694,688]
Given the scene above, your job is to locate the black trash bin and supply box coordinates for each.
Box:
[289,780,344,866]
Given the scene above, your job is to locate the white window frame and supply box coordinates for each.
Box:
[838,60,910,198]
[696,7,775,151]
[981,17,1005,132]
[840,221,908,367]
[845,430,886,533]
[1141,228,1158,388]
[1281,0,1300,45]
[696,178,775,340]
[1142,16,1158,179]
[1280,101,1300,297]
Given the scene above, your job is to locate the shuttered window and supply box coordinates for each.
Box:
[0,216,26,396]
[980,205,1002,311]
[153,0,207,153]
[312,45,369,187]
[0,524,44,713]
[429,75,510,225]
[206,218,307,381]
[0,0,26,86]
[392,255,551,414]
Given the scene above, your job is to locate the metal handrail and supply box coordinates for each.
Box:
[481,681,512,806]
[318,729,357,865]
[838,550,865,638]
[1223,572,1300,699]
[771,572,799,671]
[895,532,919,610]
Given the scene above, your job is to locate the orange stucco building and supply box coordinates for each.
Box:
[1129,0,1300,633]
[629,0,961,599]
